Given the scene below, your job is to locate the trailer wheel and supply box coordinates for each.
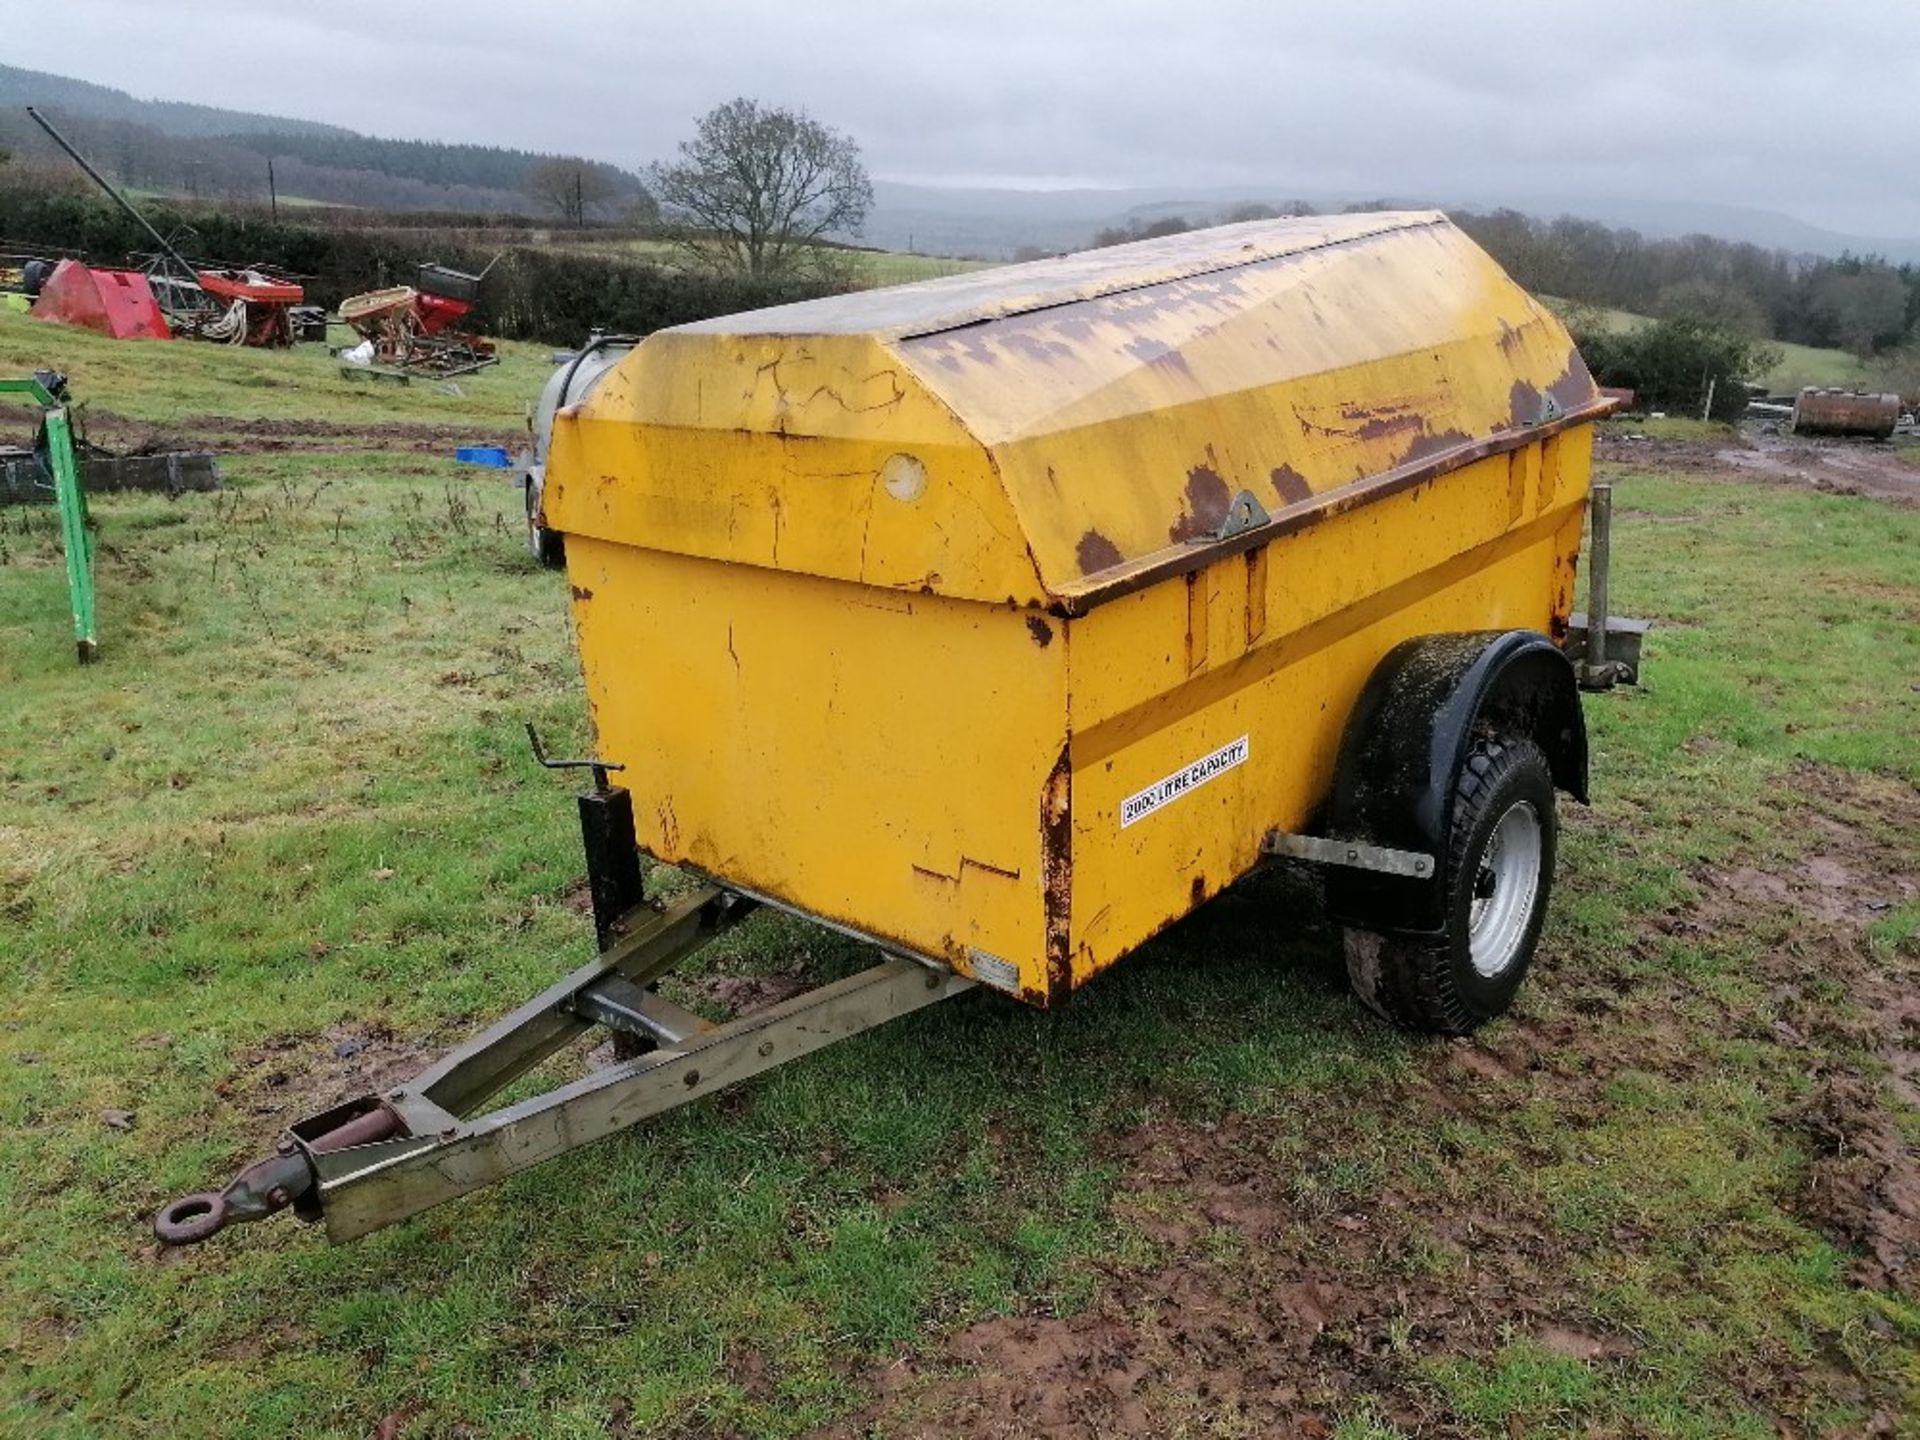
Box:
[1344,736,1556,1034]
[526,478,565,569]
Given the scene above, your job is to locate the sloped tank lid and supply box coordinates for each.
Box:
[567,213,1607,612]
[671,212,1451,341]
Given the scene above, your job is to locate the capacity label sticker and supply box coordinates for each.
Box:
[1120,736,1249,830]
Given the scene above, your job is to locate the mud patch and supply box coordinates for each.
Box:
[1713,432,1919,507]
[1699,852,1908,928]
[1683,763,1919,1294]
[826,1100,1608,1438]
[1795,1075,1920,1294]
[824,762,1918,1434]
[687,967,811,1017]
[216,1021,445,1138]
[1597,426,1920,508]
[80,409,509,458]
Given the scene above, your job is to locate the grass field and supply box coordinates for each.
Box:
[0,315,555,433]
[564,237,990,289]
[1,311,1915,1437]
[1766,339,1878,393]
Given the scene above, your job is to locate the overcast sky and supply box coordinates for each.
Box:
[6,0,1917,236]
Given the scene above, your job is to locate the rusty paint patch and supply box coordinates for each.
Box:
[1548,351,1598,411]
[1269,464,1312,506]
[1507,378,1543,429]
[1189,874,1206,908]
[1296,398,1434,443]
[961,855,1023,881]
[1398,427,1475,466]
[570,584,594,601]
[1244,544,1268,643]
[1185,570,1210,673]
[1342,403,1427,444]
[1039,746,1073,1003]
[1026,614,1054,648]
[1169,462,1232,544]
[1076,530,1124,575]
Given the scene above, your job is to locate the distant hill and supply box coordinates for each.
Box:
[0,64,646,216]
[0,63,346,140]
[864,181,1920,265]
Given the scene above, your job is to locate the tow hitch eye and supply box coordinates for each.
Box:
[153,1103,401,1246]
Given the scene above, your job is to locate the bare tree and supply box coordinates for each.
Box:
[651,98,872,279]
[525,157,620,226]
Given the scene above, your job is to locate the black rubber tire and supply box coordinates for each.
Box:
[526,479,565,569]
[1344,736,1556,1035]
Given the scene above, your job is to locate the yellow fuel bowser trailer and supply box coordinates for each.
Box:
[157,213,1638,1246]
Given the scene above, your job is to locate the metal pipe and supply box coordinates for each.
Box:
[23,107,199,283]
[1585,481,1613,676]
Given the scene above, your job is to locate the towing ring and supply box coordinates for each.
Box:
[154,1192,229,1245]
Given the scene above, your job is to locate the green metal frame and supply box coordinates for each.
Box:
[0,377,96,663]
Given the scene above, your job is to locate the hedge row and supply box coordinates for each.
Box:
[0,187,838,345]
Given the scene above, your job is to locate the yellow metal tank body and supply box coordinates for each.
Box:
[543,212,1608,1008]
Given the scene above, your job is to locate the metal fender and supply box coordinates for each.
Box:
[1324,631,1587,936]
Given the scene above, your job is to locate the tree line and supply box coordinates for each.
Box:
[1092,203,1919,363]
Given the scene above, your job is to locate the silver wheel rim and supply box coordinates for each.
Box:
[1468,800,1542,979]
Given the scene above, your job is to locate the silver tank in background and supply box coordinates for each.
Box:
[522,334,637,566]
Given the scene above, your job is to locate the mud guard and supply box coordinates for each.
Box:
[1324,631,1587,937]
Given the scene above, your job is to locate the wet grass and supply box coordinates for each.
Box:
[572,238,991,287]
[0,309,554,432]
[0,343,1916,1437]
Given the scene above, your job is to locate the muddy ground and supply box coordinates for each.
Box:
[817,767,1918,1439]
[1599,426,1920,507]
[73,409,514,458]
[810,439,1920,1438]
[63,422,1916,1432]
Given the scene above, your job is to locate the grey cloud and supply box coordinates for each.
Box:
[4,0,1914,235]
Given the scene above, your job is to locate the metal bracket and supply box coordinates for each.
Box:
[572,974,712,1049]
[1264,830,1434,878]
[1572,480,1650,691]
[1565,613,1646,688]
[1213,489,1270,541]
[525,721,622,792]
